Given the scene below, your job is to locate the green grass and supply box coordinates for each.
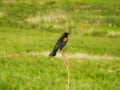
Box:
[0,27,120,90]
[0,0,120,4]
[0,1,120,30]
[0,55,120,90]
[0,0,120,90]
[0,28,120,56]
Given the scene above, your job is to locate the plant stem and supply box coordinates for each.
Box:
[61,50,70,90]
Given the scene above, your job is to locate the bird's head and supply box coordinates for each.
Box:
[59,32,69,41]
[63,32,69,36]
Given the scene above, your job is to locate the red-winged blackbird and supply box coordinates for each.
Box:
[49,32,69,57]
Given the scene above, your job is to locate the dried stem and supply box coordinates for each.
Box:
[61,50,70,90]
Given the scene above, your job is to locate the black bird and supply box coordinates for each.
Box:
[49,32,69,57]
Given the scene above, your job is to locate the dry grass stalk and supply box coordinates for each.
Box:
[61,50,70,90]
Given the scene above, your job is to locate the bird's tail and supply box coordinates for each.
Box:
[49,48,58,57]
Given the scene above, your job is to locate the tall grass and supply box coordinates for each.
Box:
[0,55,120,90]
[0,28,120,56]
[0,2,120,30]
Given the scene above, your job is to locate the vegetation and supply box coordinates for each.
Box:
[0,0,120,90]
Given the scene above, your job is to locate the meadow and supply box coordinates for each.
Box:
[0,0,120,90]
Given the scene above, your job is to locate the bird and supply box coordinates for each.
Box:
[49,32,69,57]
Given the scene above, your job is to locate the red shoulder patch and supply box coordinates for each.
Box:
[63,37,68,41]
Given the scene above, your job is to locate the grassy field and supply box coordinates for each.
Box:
[0,0,120,90]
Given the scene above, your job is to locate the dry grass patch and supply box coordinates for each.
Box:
[1,51,119,60]
[0,11,4,18]
[1,0,16,4]
[26,9,67,24]
[107,31,120,37]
